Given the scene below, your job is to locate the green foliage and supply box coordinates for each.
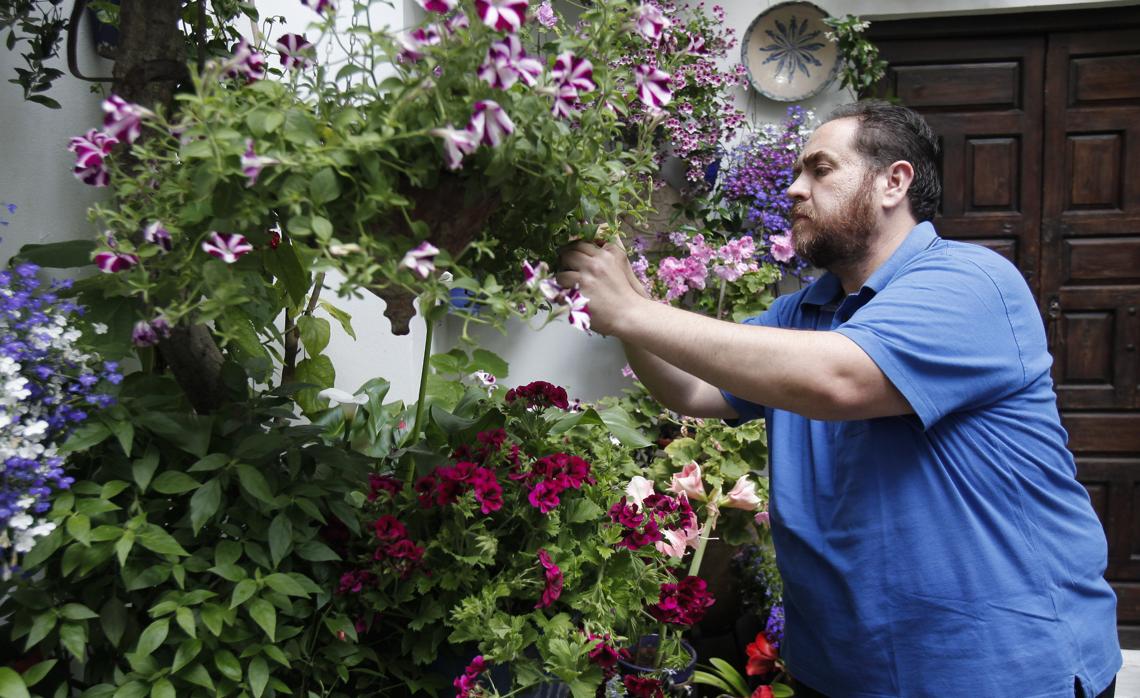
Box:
[823,15,889,98]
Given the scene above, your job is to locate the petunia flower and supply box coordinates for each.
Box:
[669,461,706,501]
[635,3,671,41]
[535,1,557,27]
[395,25,441,62]
[241,139,278,187]
[549,84,580,119]
[430,125,478,170]
[551,52,595,92]
[67,129,118,187]
[769,232,796,263]
[522,259,550,287]
[415,0,456,13]
[445,11,470,33]
[400,241,440,278]
[625,475,655,506]
[94,251,140,273]
[275,33,315,70]
[478,35,542,89]
[634,64,672,109]
[102,95,153,144]
[201,232,253,263]
[565,287,590,332]
[301,0,337,15]
[222,37,267,81]
[467,100,514,147]
[475,0,528,32]
[130,316,171,348]
[723,474,762,510]
[142,221,172,252]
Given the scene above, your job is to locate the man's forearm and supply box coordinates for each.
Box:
[622,341,737,419]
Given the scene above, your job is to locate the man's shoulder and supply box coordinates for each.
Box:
[897,236,1029,294]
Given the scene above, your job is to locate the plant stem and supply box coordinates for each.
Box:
[687,505,719,577]
[407,305,435,483]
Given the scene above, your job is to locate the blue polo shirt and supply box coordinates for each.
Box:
[722,223,1120,697]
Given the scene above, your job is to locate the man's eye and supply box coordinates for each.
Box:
[814,167,830,177]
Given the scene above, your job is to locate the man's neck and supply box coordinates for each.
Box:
[830,216,918,294]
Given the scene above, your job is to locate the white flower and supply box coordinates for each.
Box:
[318,388,368,405]
[91,322,109,335]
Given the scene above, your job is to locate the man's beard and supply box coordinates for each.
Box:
[791,172,877,270]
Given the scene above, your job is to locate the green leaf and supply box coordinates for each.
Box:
[190,479,222,534]
[0,667,31,698]
[248,599,276,640]
[135,618,169,658]
[175,607,196,638]
[771,684,795,698]
[265,238,310,306]
[172,638,202,673]
[188,453,229,472]
[295,541,340,562]
[597,406,652,448]
[149,679,175,698]
[19,660,56,688]
[60,603,99,621]
[319,300,355,340]
[230,579,258,609]
[151,472,201,495]
[101,598,127,647]
[13,240,95,269]
[709,658,750,697]
[66,514,92,546]
[114,531,136,566]
[263,573,309,597]
[471,349,509,379]
[236,464,276,504]
[309,168,340,205]
[25,611,57,650]
[297,315,331,356]
[268,513,292,568]
[58,421,111,454]
[248,656,269,698]
[180,664,215,692]
[133,412,212,458]
[214,649,243,682]
[106,418,134,456]
[59,622,87,661]
[131,449,160,491]
[294,355,335,414]
[199,604,226,637]
[138,525,189,557]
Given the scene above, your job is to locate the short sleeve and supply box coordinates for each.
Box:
[834,256,1029,430]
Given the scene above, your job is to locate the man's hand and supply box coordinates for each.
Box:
[557,238,647,336]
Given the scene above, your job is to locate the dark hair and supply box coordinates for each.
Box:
[824,100,941,222]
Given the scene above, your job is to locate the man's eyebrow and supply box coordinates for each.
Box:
[792,150,836,174]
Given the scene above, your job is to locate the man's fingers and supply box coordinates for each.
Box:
[554,271,579,288]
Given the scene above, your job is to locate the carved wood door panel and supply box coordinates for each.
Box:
[871,9,1140,646]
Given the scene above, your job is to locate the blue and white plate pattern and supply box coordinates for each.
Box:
[741,2,839,102]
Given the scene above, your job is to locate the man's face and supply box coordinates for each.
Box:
[786,118,880,270]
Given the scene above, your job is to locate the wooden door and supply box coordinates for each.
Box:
[870,7,1140,646]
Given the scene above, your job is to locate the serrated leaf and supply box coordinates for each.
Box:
[151,471,201,495]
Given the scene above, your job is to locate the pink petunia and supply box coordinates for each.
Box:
[549,84,579,119]
[431,125,479,170]
[634,64,672,109]
[635,3,671,41]
[143,221,172,252]
[102,95,153,144]
[201,232,253,263]
[400,241,440,278]
[769,233,796,263]
[241,139,278,187]
[276,33,315,71]
[467,100,515,147]
[67,129,118,187]
[94,251,140,273]
[445,11,470,33]
[475,0,528,32]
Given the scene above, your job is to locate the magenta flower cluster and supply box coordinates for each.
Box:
[648,574,716,627]
[510,452,594,514]
[535,548,563,608]
[608,491,695,551]
[453,655,488,698]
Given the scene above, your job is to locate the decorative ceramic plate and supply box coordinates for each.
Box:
[741,1,839,102]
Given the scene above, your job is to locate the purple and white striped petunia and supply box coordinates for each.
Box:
[223,38,267,81]
[475,0,528,32]
[430,125,479,170]
[201,232,254,264]
[241,139,279,187]
[522,259,550,287]
[478,35,542,89]
[550,84,580,119]
[396,25,442,62]
[565,288,590,332]
[551,52,595,92]
[67,129,118,187]
[400,241,440,279]
[94,251,140,273]
[301,0,336,15]
[634,63,672,109]
[416,0,457,13]
[468,100,515,147]
[635,3,671,41]
[445,11,470,33]
[102,95,153,144]
[276,33,315,71]
[143,221,172,252]
[535,1,557,28]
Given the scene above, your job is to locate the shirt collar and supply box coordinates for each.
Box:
[799,221,940,308]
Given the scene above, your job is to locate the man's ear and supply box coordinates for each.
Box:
[881,160,914,211]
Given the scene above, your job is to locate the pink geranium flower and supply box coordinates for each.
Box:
[669,461,706,501]
[723,475,763,510]
[276,33,315,70]
[201,232,253,263]
[94,251,139,273]
[400,241,440,278]
[769,233,796,263]
[68,129,118,187]
[431,125,479,170]
[635,3,671,41]
[468,100,515,147]
[634,64,672,109]
[102,95,153,144]
[625,475,655,506]
[475,0,528,32]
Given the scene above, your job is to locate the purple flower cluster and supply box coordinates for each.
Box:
[1,263,118,575]
[764,602,785,650]
[719,106,816,276]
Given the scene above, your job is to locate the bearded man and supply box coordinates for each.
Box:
[558,101,1121,698]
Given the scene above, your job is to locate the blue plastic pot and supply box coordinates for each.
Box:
[617,634,699,685]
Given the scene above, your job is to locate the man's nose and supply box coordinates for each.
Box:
[786,172,808,201]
